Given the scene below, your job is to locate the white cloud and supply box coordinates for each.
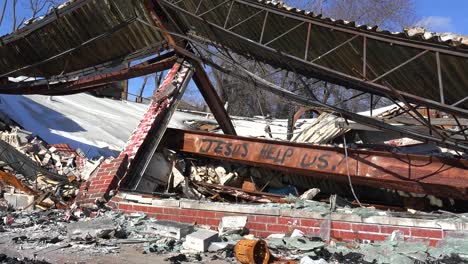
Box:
[416,16,455,33]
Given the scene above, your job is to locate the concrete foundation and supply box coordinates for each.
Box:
[108,192,468,247]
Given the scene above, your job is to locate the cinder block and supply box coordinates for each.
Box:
[4,193,34,210]
[184,229,219,252]
[219,216,248,236]
[147,220,194,239]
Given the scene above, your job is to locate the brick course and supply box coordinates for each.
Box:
[75,155,128,206]
[110,198,449,247]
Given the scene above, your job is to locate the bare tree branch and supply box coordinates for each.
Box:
[0,0,7,27]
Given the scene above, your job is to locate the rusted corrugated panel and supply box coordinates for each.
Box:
[162,128,468,200]
[293,113,348,143]
[0,0,166,78]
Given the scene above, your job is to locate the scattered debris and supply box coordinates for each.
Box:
[146,220,194,239]
[0,0,467,262]
[299,189,321,201]
[218,216,248,237]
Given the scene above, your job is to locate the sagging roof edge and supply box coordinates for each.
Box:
[254,0,468,50]
[1,0,466,52]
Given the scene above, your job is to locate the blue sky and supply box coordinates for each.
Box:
[414,0,468,34]
[0,0,467,102]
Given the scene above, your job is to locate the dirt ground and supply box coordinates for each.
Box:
[0,242,232,264]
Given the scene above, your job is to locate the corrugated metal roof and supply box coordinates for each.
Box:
[270,1,468,49]
[0,0,166,78]
[162,0,468,110]
[0,0,467,112]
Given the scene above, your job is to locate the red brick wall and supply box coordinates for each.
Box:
[120,63,181,162]
[112,200,445,247]
[76,155,128,205]
[76,62,184,206]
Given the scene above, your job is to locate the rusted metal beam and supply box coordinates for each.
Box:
[0,53,177,95]
[121,62,130,100]
[192,64,237,135]
[162,128,468,200]
[146,0,236,135]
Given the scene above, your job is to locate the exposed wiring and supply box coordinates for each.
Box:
[340,116,362,207]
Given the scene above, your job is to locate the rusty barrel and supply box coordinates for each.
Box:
[234,239,270,264]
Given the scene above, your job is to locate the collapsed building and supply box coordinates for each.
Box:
[0,0,468,263]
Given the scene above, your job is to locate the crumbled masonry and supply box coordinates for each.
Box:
[0,209,467,264]
[0,0,468,262]
[1,105,468,263]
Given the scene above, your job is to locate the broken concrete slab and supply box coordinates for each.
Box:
[184,229,219,252]
[284,237,325,251]
[208,241,236,252]
[218,216,247,236]
[3,193,34,210]
[147,220,194,239]
[67,217,116,240]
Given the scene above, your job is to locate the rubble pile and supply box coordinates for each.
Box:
[0,254,50,264]
[0,208,467,263]
[0,124,101,211]
[0,209,229,263]
[164,154,468,213]
[168,159,311,204]
[1,126,86,179]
